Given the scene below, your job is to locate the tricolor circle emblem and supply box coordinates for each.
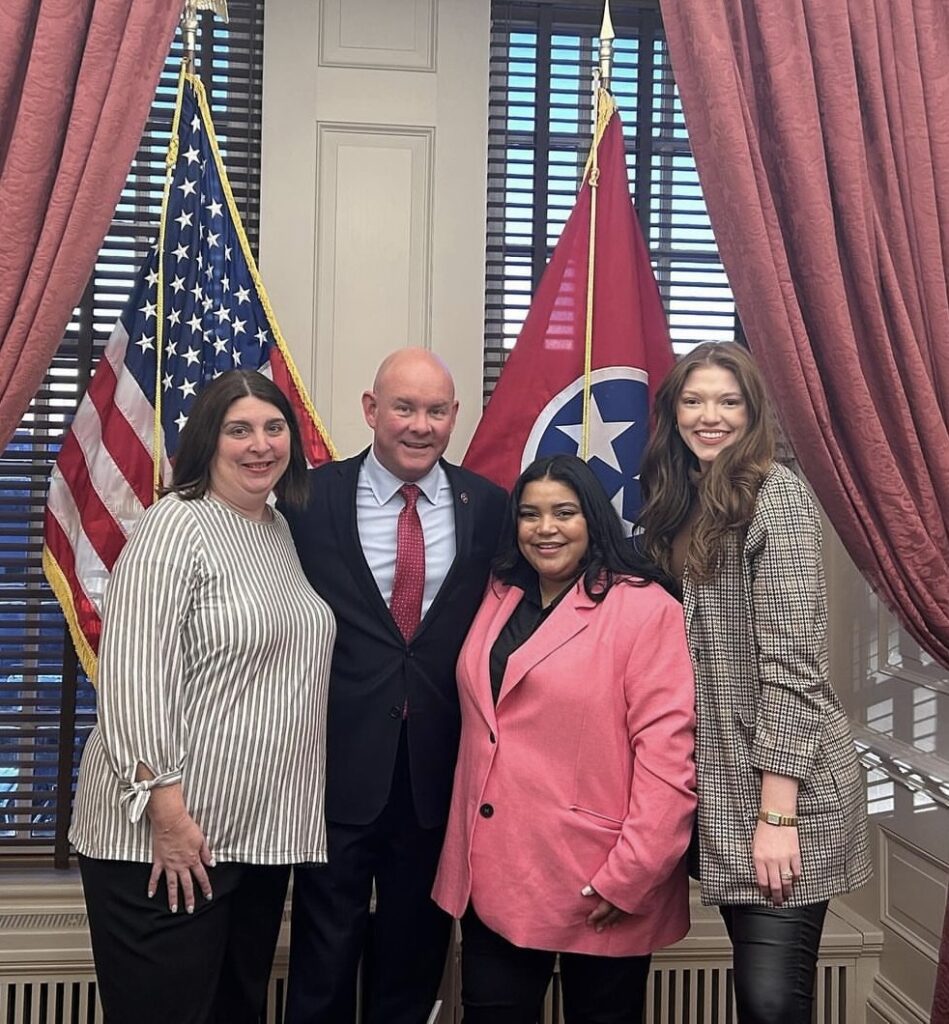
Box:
[522,366,649,529]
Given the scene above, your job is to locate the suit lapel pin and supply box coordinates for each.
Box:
[460,491,469,504]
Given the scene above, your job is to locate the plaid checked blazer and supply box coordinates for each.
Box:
[683,463,871,906]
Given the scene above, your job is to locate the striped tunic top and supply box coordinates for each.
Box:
[69,493,335,865]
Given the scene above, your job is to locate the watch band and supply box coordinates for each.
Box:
[758,809,799,827]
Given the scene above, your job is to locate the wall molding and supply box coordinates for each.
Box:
[867,972,932,1024]
[879,826,948,963]
[313,121,435,438]
[319,0,437,71]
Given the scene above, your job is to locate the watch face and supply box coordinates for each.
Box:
[761,810,797,826]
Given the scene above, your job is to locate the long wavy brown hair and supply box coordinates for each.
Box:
[637,342,775,582]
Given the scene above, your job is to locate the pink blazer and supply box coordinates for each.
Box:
[432,576,697,956]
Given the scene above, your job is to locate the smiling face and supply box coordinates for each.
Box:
[209,396,291,513]
[362,349,459,482]
[516,477,590,605]
[675,365,749,470]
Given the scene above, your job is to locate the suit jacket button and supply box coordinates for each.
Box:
[388,706,401,719]
[479,803,494,818]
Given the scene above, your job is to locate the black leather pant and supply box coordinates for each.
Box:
[720,901,829,1024]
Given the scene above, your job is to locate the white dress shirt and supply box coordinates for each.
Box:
[356,448,456,619]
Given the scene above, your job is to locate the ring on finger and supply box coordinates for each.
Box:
[780,871,794,881]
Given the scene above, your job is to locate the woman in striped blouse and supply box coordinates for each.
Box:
[70,371,335,1024]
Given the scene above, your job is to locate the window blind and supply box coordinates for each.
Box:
[484,0,737,402]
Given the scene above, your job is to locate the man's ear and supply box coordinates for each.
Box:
[361,390,378,429]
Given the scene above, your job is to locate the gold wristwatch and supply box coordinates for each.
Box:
[758,809,799,827]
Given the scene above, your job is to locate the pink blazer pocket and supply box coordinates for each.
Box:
[569,805,625,829]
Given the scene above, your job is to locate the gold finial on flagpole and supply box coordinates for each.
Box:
[590,0,614,135]
[181,0,229,69]
[598,0,615,95]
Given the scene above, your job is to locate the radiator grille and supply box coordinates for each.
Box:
[1,979,99,1024]
[0,961,851,1024]
[534,961,849,1024]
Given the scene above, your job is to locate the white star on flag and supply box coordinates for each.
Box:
[554,393,636,474]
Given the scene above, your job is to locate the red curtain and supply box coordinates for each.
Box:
[0,0,183,450]
[659,0,949,668]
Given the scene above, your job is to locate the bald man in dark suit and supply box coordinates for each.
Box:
[283,348,506,1024]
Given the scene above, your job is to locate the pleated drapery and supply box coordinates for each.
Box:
[660,0,949,667]
[0,0,183,449]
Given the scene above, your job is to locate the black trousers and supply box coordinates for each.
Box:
[78,854,290,1024]
[286,729,452,1024]
[460,908,651,1024]
[720,901,829,1024]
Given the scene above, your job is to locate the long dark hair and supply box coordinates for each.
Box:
[493,454,668,601]
[637,342,774,580]
[170,370,309,508]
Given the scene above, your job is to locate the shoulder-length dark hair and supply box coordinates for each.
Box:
[493,454,668,601]
[169,370,309,508]
[637,341,774,581]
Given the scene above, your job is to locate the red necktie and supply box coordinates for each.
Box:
[389,484,425,641]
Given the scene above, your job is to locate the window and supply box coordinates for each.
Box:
[484,0,737,399]
[850,589,949,816]
[0,2,265,862]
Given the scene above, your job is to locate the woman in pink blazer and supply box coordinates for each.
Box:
[432,454,696,1024]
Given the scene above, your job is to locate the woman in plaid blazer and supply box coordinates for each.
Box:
[637,342,871,1024]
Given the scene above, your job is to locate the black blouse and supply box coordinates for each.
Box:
[488,577,573,705]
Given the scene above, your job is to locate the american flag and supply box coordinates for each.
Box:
[43,72,335,678]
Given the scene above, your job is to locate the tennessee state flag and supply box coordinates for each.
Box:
[464,91,674,528]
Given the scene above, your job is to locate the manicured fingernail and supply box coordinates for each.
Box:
[147,890,155,899]
[209,858,217,867]
[187,905,194,915]
[580,885,594,896]
[171,903,178,913]
[206,891,213,901]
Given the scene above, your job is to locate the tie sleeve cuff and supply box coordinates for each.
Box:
[119,769,184,823]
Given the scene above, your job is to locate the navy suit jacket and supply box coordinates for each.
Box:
[282,451,507,828]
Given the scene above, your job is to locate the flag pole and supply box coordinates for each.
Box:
[153,72,183,496]
[580,1,615,460]
[150,0,230,495]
